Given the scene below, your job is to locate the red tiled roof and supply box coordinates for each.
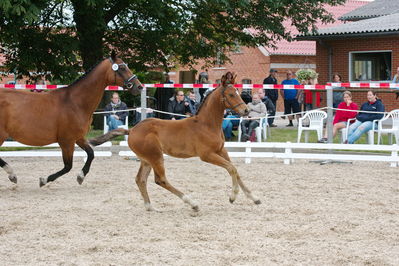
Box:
[263,0,369,55]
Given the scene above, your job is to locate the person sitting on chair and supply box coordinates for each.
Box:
[319,90,358,143]
[346,90,384,144]
[241,93,267,141]
[257,88,276,126]
[104,92,128,132]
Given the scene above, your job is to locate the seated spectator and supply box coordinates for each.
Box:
[104,92,128,131]
[222,109,240,141]
[319,91,358,143]
[257,88,276,126]
[240,93,267,141]
[346,90,384,144]
[186,90,199,116]
[167,90,190,120]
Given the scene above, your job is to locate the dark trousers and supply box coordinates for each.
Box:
[241,120,259,137]
[268,99,277,125]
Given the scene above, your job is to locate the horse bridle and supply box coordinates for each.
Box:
[109,57,138,89]
[221,84,246,112]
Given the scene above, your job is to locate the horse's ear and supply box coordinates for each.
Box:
[221,74,227,86]
[232,73,237,84]
[111,50,117,61]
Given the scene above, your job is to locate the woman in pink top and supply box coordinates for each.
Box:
[319,91,358,143]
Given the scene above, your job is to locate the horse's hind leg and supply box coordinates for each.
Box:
[135,160,154,211]
[201,150,261,205]
[40,143,74,187]
[151,160,199,211]
[76,138,94,185]
[0,135,17,183]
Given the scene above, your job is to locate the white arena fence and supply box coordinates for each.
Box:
[0,141,112,157]
[118,141,399,167]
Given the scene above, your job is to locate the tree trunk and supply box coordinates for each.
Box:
[71,1,107,129]
[71,0,106,71]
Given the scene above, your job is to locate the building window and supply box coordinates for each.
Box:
[215,48,225,66]
[349,51,392,81]
[242,78,252,84]
[215,79,221,84]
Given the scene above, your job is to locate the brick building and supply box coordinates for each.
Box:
[169,0,367,111]
[298,0,399,111]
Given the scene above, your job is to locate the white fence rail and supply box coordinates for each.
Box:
[0,141,112,157]
[118,141,399,167]
[2,141,398,167]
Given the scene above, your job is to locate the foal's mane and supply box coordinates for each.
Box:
[195,72,236,116]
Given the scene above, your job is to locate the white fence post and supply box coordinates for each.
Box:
[245,141,251,164]
[284,142,292,165]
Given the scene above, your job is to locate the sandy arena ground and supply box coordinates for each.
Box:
[0,155,398,265]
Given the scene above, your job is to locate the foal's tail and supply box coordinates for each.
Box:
[89,128,130,147]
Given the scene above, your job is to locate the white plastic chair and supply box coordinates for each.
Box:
[377,109,399,144]
[238,116,269,142]
[103,116,129,134]
[297,110,327,143]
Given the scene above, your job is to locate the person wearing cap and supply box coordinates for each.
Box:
[263,69,278,127]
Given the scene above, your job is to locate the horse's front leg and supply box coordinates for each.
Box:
[76,138,94,185]
[39,143,74,187]
[200,150,261,205]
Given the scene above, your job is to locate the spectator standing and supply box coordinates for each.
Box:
[167,90,190,120]
[332,73,345,109]
[319,91,358,143]
[155,74,175,119]
[281,71,301,127]
[240,93,267,141]
[104,92,128,131]
[346,90,384,144]
[303,78,321,111]
[392,67,399,82]
[263,69,278,127]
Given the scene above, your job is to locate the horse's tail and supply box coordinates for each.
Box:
[89,128,129,147]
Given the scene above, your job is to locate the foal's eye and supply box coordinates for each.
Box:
[229,93,235,97]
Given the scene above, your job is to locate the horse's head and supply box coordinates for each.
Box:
[220,72,249,116]
[108,51,143,95]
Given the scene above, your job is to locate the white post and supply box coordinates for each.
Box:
[390,145,398,167]
[284,141,292,165]
[245,141,251,164]
[140,87,147,121]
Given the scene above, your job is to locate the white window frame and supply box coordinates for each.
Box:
[348,50,392,82]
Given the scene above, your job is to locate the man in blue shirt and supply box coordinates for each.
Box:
[280,71,301,126]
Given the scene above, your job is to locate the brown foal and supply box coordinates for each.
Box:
[90,72,261,211]
[0,51,142,187]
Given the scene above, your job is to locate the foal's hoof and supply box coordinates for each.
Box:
[39,178,47,187]
[254,199,262,205]
[192,205,200,212]
[8,174,17,184]
[229,197,235,204]
[77,171,85,185]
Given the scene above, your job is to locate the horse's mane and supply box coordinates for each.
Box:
[196,88,217,115]
[65,59,105,89]
[195,72,236,116]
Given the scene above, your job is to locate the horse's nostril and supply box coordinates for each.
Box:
[138,85,143,90]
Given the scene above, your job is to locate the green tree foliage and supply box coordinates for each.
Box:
[0,0,345,83]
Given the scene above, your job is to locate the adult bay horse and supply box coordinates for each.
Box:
[0,51,143,187]
[89,72,261,211]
